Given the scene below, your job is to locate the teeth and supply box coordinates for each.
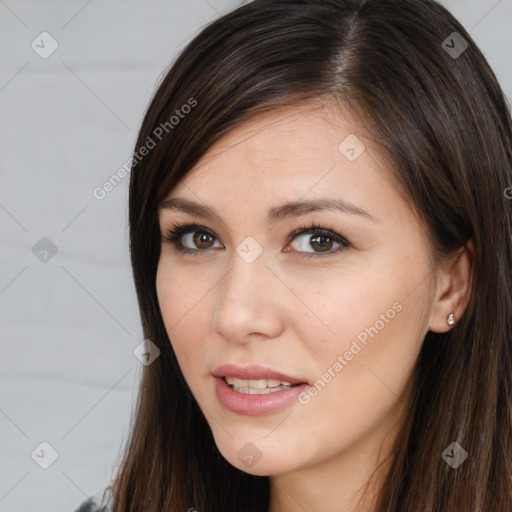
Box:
[232,384,294,394]
[224,376,297,391]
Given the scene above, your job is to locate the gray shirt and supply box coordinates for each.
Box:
[73,487,112,512]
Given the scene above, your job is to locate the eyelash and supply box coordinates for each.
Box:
[161,221,351,258]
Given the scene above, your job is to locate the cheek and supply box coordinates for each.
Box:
[156,263,211,374]
[300,253,429,398]
[156,261,205,331]
[306,283,428,421]
[291,267,398,365]
[156,267,178,334]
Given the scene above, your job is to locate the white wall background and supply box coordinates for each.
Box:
[0,1,510,510]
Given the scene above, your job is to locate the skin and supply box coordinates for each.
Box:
[156,100,473,512]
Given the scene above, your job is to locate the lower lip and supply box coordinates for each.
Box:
[214,377,308,416]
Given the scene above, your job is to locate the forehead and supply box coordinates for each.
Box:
[189,102,365,171]
[163,101,406,227]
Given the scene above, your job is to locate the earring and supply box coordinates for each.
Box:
[446,312,455,327]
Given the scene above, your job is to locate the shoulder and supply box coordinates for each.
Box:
[73,487,113,512]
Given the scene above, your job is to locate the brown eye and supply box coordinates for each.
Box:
[192,232,215,249]
[309,234,334,252]
[162,223,223,254]
[287,225,350,257]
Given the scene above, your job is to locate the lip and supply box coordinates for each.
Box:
[212,363,309,416]
[212,363,308,385]
[214,376,308,416]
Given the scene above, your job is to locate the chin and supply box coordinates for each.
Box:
[228,456,292,477]
[214,439,299,477]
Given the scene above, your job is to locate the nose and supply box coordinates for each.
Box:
[211,250,285,344]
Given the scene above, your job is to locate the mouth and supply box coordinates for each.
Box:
[214,374,309,416]
[212,363,309,415]
[222,376,303,395]
[212,363,308,388]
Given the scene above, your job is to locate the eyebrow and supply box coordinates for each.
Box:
[160,197,375,223]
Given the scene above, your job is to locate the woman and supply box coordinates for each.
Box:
[75,0,512,510]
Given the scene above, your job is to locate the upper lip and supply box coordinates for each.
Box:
[213,363,308,385]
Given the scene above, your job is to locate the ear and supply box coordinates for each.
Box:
[428,239,474,333]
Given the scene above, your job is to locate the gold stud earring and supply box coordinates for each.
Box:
[446,312,455,327]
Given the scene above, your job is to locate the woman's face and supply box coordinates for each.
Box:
[156,102,440,478]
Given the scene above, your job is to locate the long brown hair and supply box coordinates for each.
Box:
[109,0,512,510]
